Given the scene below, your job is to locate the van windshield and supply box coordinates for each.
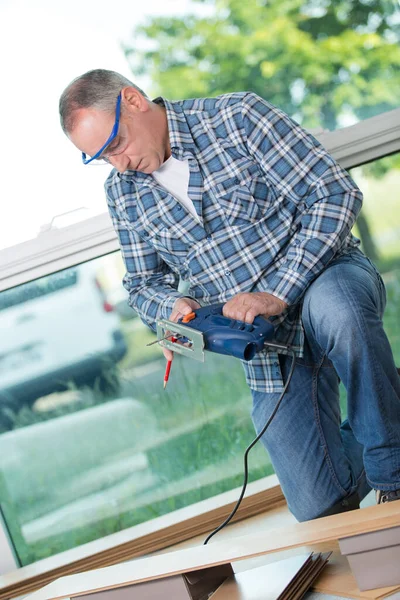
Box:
[0,269,78,311]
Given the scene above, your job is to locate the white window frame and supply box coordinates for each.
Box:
[0,107,399,576]
[0,507,19,575]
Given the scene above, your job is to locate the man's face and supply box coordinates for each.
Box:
[68,88,170,174]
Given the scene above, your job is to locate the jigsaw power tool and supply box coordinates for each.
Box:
[156,302,276,362]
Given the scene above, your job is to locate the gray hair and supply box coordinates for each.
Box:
[59,69,148,134]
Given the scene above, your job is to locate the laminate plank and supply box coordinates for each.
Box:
[313,552,400,599]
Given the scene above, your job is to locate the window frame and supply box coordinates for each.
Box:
[0,107,400,586]
[0,508,18,576]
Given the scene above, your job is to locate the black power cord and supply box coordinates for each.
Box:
[203,344,296,545]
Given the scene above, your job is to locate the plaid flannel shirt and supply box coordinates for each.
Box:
[105,92,362,392]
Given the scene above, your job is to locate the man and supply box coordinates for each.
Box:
[59,69,400,522]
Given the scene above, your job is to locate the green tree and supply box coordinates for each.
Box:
[125,0,400,261]
[126,0,400,130]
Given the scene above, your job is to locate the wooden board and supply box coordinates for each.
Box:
[313,551,400,599]
[24,502,400,600]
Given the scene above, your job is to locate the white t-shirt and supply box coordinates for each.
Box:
[152,156,200,222]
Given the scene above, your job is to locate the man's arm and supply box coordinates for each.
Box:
[106,192,188,331]
[240,92,363,307]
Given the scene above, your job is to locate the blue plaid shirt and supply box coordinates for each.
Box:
[105,92,362,392]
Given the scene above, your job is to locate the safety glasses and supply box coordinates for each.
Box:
[81,93,122,165]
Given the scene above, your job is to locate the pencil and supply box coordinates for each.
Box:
[163,359,172,389]
[163,336,176,389]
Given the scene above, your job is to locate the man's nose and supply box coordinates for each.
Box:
[109,155,128,173]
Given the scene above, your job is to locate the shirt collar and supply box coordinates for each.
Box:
[117,96,195,183]
[153,96,196,153]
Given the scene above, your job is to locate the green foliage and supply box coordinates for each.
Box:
[362,153,400,180]
[126,0,400,130]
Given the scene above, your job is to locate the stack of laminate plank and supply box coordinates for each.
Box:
[211,552,332,600]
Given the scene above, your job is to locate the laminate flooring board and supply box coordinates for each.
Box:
[313,552,400,599]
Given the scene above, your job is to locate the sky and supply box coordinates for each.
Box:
[0,0,208,251]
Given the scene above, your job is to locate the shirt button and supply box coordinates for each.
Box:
[225,270,231,276]
[143,231,150,237]
[177,205,182,210]
[233,177,240,185]
[206,234,212,240]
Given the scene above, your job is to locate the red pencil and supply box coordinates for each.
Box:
[163,336,176,389]
[163,359,172,389]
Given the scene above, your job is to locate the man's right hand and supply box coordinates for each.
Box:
[162,297,201,361]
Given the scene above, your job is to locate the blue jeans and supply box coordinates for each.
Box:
[251,249,400,522]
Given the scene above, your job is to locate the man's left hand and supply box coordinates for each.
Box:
[222,292,288,324]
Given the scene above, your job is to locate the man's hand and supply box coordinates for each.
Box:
[222,292,287,324]
[162,297,201,361]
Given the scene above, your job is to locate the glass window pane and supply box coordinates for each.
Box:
[0,270,78,311]
[0,257,270,565]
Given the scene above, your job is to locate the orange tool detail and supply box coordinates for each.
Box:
[182,311,196,323]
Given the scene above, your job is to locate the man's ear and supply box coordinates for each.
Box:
[121,87,148,113]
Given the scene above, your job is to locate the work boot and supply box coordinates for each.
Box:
[375,368,400,505]
[376,489,400,503]
[376,368,400,503]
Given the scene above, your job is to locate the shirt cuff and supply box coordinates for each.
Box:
[156,291,185,322]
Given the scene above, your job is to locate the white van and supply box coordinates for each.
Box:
[0,262,127,423]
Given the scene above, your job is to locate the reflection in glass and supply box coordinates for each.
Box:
[0,255,263,565]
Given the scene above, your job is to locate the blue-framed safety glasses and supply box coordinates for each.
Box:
[81,93,122,165]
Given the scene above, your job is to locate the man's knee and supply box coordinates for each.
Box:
[289,490,360,522]
[301,271,378,357]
